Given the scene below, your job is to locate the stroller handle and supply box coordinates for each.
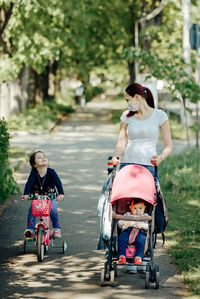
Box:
[112,157,120,169]
[154,166,158,178]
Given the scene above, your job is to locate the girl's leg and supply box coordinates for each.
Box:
[50,200,61,229]
[27,206,36,231]
[118,228,132,257]
[134,230,146,258]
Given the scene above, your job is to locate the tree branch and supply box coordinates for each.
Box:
[0,2,15,38]
[139,0,168,23]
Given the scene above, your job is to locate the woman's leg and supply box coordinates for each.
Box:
[118,228,132,257]
[50,199,61,229]
[134,230,146,258]
[27,206,36,230]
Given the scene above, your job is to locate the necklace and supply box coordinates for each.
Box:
[37,172,47,191]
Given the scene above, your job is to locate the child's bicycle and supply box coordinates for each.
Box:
[22,194,67,262]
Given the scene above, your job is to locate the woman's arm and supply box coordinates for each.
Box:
[151,120,172,166]
[112,121,128,165]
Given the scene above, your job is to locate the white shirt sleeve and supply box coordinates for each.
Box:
[158,109,168,127]
[120,110,130,124]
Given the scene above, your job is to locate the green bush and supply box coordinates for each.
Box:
[85,85,104,102]
[0,118,19,203]
[9,100,74,132]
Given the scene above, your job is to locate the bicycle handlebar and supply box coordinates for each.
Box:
[21,194,58,201]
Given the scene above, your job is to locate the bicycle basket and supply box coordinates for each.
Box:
[31,198,51,217]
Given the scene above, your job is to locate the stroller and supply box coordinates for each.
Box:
[99,164,160,289]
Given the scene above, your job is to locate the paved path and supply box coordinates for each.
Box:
[0,100,192,298]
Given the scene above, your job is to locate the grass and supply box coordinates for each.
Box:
[159,150,200,296]
[8,96,75,132]
[8,146,28,171]
[9,146,27,160]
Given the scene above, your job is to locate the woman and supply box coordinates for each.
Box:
[112,82,172,177]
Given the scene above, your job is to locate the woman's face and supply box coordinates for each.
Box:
[125,92,139,112]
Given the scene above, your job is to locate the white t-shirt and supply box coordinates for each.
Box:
[120,109,168,166]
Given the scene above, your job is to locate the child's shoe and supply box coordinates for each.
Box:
[134,256,142,265]
[118,255,126,264]
[53,228,62,238]
[24,229,34,238]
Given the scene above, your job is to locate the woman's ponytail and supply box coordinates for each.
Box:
[144,87,155,108]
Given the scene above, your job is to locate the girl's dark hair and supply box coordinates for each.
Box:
[29,151,44,168]
[125,82,155,117]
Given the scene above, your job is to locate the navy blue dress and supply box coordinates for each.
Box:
[24,168,64,230]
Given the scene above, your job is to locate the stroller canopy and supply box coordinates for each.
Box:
[111,165,156,205]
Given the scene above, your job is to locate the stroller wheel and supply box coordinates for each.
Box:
[113,262,118,277]
[145,264,150,289]
[100,268,105,287]
[155,264,160,289]
[110,270,115,287]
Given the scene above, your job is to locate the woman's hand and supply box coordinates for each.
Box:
[22,195,29,200]
[112,156,120,165]
[150,155,162,166]
[57,194,64,201]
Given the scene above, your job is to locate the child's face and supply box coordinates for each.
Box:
[130,203,145,216]
[34,152,48,168]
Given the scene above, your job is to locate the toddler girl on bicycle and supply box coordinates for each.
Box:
[23,150,64,239]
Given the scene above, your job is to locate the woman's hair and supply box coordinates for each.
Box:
[29,150,44,168]
[125,82,155,117]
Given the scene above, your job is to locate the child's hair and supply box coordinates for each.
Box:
[29,150,45,168]
[129,198,146,210]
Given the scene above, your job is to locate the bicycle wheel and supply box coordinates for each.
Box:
[23,240,27,253]
[37,226,44,262]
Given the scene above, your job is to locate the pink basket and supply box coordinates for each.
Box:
[31,198,51,217]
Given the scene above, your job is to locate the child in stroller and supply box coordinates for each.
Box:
[118,198,148,265]
[99,164,160,288]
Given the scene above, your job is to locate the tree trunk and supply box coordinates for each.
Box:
[0,2,14,56]
[10,79,21,114]
[128,62,135,84]
[35,72,44,104]
[49,60,58,98]
[0,82,10,119]
[43,65,50,99]
[28,68,37,107]
[182,0,191,74]
[20,67,30,109]
[181,0,192,148]
[128,2,136,83]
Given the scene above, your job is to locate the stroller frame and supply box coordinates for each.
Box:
[100,165,160,289]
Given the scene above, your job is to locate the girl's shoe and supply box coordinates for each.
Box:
[53,228,62,238]
[24,229,34,238]
[134,256,142,265]
[118,256,126,264]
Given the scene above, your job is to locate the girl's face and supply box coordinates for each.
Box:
[34,152,48,168]
[130,202,145,216]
